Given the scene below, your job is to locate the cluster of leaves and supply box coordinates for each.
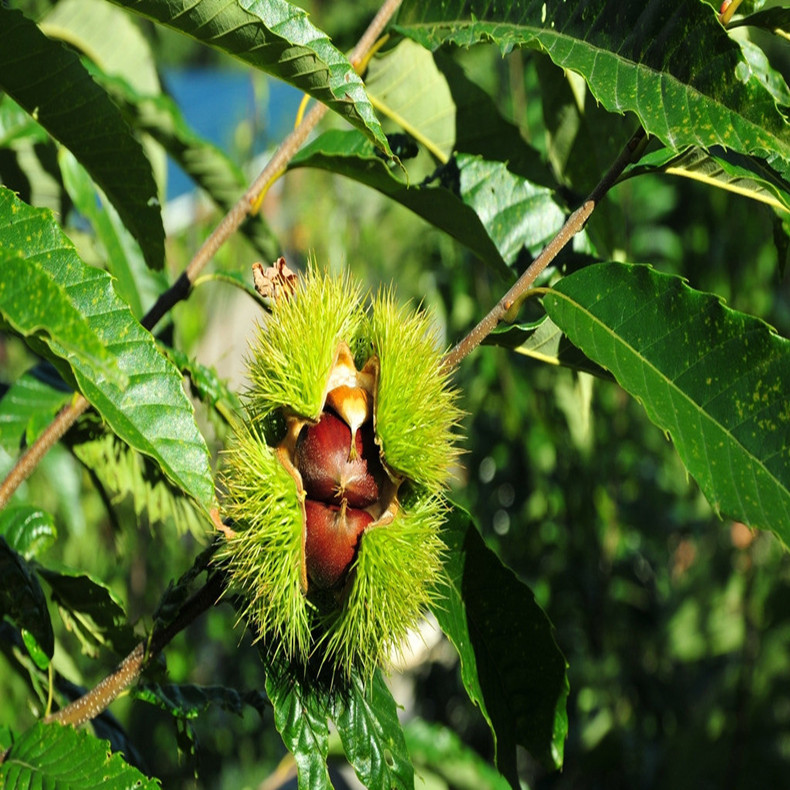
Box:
[1,0,789,787]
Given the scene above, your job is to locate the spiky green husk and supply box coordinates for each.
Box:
[368,292,463,489]
[320,493,446,679]
[217,425,311,658]
[246,267,365,422]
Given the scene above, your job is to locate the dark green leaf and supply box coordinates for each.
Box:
[108,0,391,155]
[134,683,268,719]
[432,508,569,780]
[291,129,565,273]
[0,507,57,560]
[0,721,160,788]
[265,663,332,790]
[37,567,138,657]
[0,188,215,511]
[332,670,413,790]
[544,262,790,536]
[0,6,164,270]
[0,369,70,453]
[405,718,510,790]
[395,0,790,179]
[0,537,54,670]
[484,315,612,378]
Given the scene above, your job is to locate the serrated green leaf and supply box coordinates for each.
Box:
[332,671,413,790]
[107,0,391,156]
[0,537,54,669]
[37,566,138,657]
[265,663,333,790]
[134,683,269,719]
[366,38,456,162]
[0,6,164,271]
[0,188,215,511]
[405,719,510,790]
[0,507,57,560]
[0,369,70,453]
[395,0,790,179]
[627,145,790,214]
[543,262,790,536]
[484,315,612,378]
[291,129,565,273]
[431,508,569,781]
[0,721,160,788]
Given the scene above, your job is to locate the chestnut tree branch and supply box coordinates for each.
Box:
[0,0,402,510]
[44,573,225,728]
[442,126,647,371]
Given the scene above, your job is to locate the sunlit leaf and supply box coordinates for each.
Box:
[0,721,160,788]
[0,188,215,511]
[108,0,391,155]
[0,507,57,560]
[395,0,790,179]
[291,129,565,274]
[544,262,790,537]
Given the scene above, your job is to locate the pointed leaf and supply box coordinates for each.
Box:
[0,721,160,788]
[432,508,569,780]
[543,262,790,536]
[0,6,164,270]
[0,188,215,510]
[108,0,391,155]
[265,663,332,790]
[291,129,565,273]
[627,145,790,214]
[0,537,53,669]
[395,0,790,178]
[332,671,414,790]
[731,7,790,37]
[0,507,57,560]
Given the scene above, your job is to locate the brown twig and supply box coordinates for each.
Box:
[442,127,647,371]
[0,0,403,511]
[43,573,225,728]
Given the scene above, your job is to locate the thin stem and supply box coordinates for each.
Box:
[0,397,88,510]
[442,127,647,371]
[44,573,224,728]
[0,0,403,510]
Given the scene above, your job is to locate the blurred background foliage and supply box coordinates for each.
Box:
[2,0,790,788]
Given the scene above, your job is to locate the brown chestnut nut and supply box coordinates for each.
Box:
[296,410,379,508]
[304,500,373,589]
